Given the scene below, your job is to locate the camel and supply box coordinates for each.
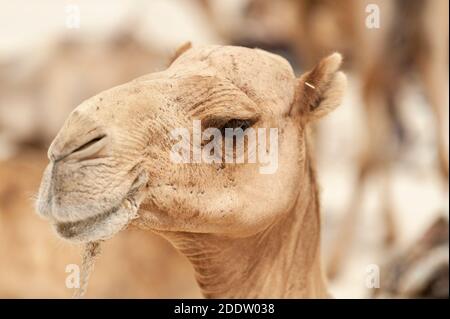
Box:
[37,44,347,298]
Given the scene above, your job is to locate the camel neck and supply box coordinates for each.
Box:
[162,162,328,298]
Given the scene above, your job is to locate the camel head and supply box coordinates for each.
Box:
[37,45,346,243]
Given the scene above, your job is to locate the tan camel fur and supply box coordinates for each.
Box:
[37,45,346,298]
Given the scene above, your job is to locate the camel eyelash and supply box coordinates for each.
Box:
[203,118,257,135]
[219,119,253,133]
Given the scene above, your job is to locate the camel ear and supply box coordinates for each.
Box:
[291,53,347,123]
[168,41,192,66]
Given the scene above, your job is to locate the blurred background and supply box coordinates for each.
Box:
[0,0,448,298]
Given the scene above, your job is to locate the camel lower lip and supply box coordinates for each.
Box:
[51,172,147,242]
[55,205,120,239]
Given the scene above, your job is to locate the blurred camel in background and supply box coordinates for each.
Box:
[326,0,449,278]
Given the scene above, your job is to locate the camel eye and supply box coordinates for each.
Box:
[219,119,253,135]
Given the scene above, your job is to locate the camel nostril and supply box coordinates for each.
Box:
[72,135,106,153]
[66,135,108,161]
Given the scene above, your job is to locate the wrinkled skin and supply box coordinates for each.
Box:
[37,45,346,297]
[38,46,302,240]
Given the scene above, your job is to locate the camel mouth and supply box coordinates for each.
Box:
[53,172,148,243]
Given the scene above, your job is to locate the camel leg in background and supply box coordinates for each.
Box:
[419,0,449,185]
[418,56,449,184]
[326,158,370,279]
[380,163,397,246]
[327,61,401,278]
